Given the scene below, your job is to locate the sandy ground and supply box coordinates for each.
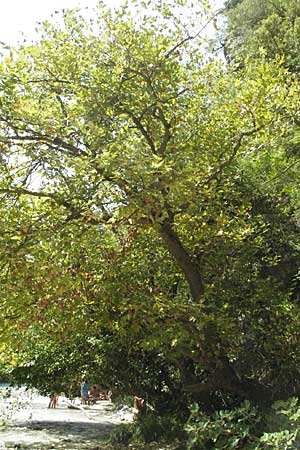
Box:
[0,388,134,449]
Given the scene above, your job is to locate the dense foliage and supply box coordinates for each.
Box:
[223,0,300,71]
[1,1,300,434]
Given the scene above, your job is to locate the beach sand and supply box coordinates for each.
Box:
[0,388,134,449]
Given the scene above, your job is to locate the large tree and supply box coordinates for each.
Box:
[1,0,300,407]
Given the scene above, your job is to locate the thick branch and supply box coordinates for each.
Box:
[154,107,172,155]
[0,187,117,226]
[159,222,204,302]
[119,109,156,153]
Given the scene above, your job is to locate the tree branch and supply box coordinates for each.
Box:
[159,221,204,302]
[120,109,157,153]
[262,158,300,185]
[0,134,87,157]
[204,126,263,185]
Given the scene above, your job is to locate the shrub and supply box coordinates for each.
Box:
[110,397,300,449]
[109,422,134,446]
[109,410,185,446]
[111,394,134,410]
[260,397,300,449]
[132,410,185,443]
[185,400,260,449]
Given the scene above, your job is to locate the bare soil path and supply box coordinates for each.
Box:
[0,389,133,449]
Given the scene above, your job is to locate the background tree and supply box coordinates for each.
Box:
[223,0,300,71]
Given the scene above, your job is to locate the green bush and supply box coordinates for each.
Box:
[260,397,300,449]
[110,397,300,449]
[111,394,134,410]
[184,397,300,450]
[109,422,134,446]
[132,410,185,443]
[185,400,260,449]
[109,411,184,446]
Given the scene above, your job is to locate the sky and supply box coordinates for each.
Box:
[0,0,224,45]
[0,0,99,44]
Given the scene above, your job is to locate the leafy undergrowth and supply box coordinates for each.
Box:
[107,409,185,449]
[106,397,300,450]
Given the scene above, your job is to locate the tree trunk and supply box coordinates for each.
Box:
[159,222,204,302]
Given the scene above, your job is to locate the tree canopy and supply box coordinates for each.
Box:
[1,0,300,411]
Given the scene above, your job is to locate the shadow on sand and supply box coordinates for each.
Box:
[1,418,117,449]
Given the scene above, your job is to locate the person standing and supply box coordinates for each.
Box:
[80,380,89,404]
[48,392,58,408]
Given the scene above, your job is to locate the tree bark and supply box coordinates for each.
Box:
[159,222,204,302]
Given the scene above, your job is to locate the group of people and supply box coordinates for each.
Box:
[48,381,145,415]
[80,380,112,404]
[47,380,112,408]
